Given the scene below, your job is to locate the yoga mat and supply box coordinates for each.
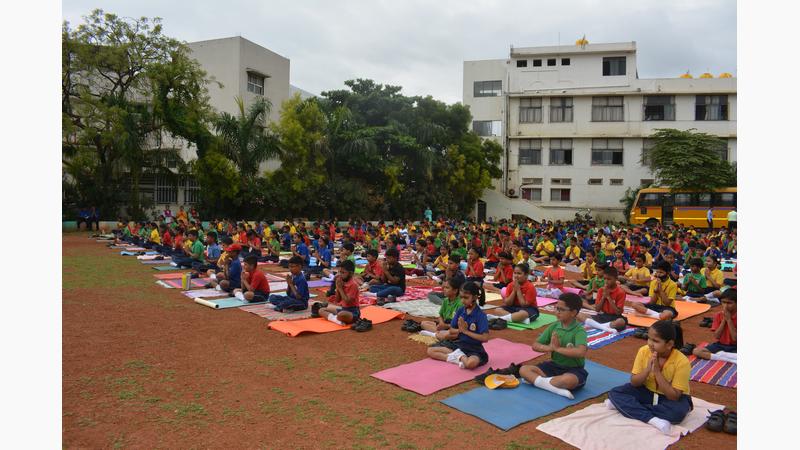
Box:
[585,327,636,349]
[537,397,724,450]
[153,272,186,280]
[269,281,288,291]
[140,259,173,265]
[505,313,559,330]
[359,286,442,306]
[137,254,169,260]
[239,303,313,321]
[194,297,261,309]
[120,251,138,256]
[625,301,711,327]
[264,273,286,282]
[688,346,737,387]
[440,360,630,430]
[383,299,496,318]
[152,265,187,271]
[307,280,332,288]
[161,278,210,289]
[183,289,231,299]
[371,338,543,396]
[268,306,403,337]
[484,292,502,303]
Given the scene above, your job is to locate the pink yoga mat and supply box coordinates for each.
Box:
[371,338,543,395]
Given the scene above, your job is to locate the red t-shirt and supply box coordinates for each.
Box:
[712,312,737,345]
[466,259,484,278]
[162,231,173,246]
[486,245,500,262]
[497,264,514,283]
[336,278,360,307]
[366,260,384,277]
[248,270,270,294]
[250,237,261,249]
[596,285,626,315]
[515,280,538,307]
[544,266,564,281]
[427,243,436,255]
[173,235,184,250]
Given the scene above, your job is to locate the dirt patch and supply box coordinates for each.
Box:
[63,234,736,448]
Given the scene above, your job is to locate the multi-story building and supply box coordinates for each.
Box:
[463,41,736,222]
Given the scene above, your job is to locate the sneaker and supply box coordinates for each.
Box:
[311,302,323,318]
[406,322,422,333]
[376,297,387,306]
[385,295,397,304]
[446,349,466,364]
[352,318,373,332]
[490,319,507,330]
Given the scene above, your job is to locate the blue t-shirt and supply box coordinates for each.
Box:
[207,243,221,260]
[228,258,242,288]
[288,272,310,304]
[282,233,292,248]
[450,305,489,350]
[296,243,310,264]
[318,247,332,267]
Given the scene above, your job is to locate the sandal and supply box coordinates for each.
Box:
[633,327,649,339]
[699,317,713,328]
[724,411,736,434]
[490,318,507,330]
[705,410,726,432]
[352,318,373,332]
[680,343,696,356]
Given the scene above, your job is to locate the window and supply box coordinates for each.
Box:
[698,193,712,207]
[521,188,542,201]
[592,138,624,165]
[588,178,603,185]
[547,58,556,66]
[184,177,200,204]
[610,179,624,186]
[592,96,624,121]
[641,139,655,166]
[696,95,728,120]
[640,179,654,187]
[550,188,571,202]
[533,59,542,67]
[155,175,178,204]
[551,178,572,185]
[550,97,573,122]
[643,96,675,121]
[516,60,528,68]
[639,193,662,207]
[247,73,264,95]
[674,193,693,206]
[561,58,570,66]
[518,139,542,165]
[549,139,573,165]
[473,80,502,97]
[714,140,729,161]
[519,98,543,123]
[473,120,501,136]
[521,177,543,185]
[713,192,736,207]
[602,56,626,76]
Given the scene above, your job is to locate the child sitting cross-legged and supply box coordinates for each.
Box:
[619,253,651,297]
[486,263,539,329]
[233,255,270,303]
[426,281,489,369]
[311,259,360,325]
[580,265,628,334]
[415,277,464,336]
[268,256,310,311]
[680,258,707,299]
[519,293,588,399]
[692,288,737,363]
[607,320,692,435]
[631,260,679,321]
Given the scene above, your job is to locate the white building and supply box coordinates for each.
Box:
[463,41,736,222]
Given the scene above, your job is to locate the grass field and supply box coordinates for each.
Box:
[62,234,737,449]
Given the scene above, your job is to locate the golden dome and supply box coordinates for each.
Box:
[576,35,589,46]
[719,72,733,78]
[680,72,693,79]
[700,72,713,79]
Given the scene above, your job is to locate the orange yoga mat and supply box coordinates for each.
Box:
[624,301,711,327]
[153,272,189,280]
[268,306,404,337]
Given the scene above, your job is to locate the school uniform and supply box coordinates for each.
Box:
[535,320,589,388]
[608,347,693,424]
[503,280,540,320]
[648,278,679,318]
[333,277,361,319]
[269,272,310,311]
[593,285,628,325]
[450,305,490,366]
[245,269,271,303]
[705,312,737,353]
[492,264,514,289]
[223,258,242,291]
[369,263,406,298]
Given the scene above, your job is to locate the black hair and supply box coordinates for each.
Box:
[650,320,684,349]
[720,288,737,302]
[585,249,596,257]
[288,255,304,265]
[385,247,399,258]
[514,263,530,274]
[207,231,218,242]
[689,257,704,268]
[706,255,720,266]
[551,253,562,261]
[603,266,619,278]
[655,260,672,273]
[559,292,582,312]
[188,230,198,238]
[339,259,356,273]
[614,246,625,253]
[449,254,461,264]
[221,236,234,246]
[243,255,258,266]
[461,281,481,298]
[343,242,355,253]
[498,251,512,260]
[366,249,379,258]
[447,276,464,290]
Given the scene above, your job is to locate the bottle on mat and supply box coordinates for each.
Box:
[181,272,191,290]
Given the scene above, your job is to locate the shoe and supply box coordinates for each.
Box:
[705,410,726,432]
[204,283,213,289]
[352,318,373,332]
[490,319,507,330]
[406,322,422,333]
[723,412,736,434]
[474,367,498,384]
[385,295,397,304]
[155,255,164,260]
[680,343,696,356]
[401,319,414,331]
[496,363,522,377]
[376,297,387,306]
[311,302,323,318]
[633,327,649,339]
[699,317,713,327]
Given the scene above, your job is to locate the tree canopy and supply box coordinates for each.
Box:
[645,128,736,191]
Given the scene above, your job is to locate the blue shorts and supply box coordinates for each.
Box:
[337,306,361,320]
[704,342,736,354]
[250,290,269,303]
[649,304,678,318]
[595,313,628,326]
[456,342,489,367]
[503,305,540,320]
[537,360,588,389]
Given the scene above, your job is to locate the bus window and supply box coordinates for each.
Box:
[639,193,660,207]
[674,193,693,206]
[698,193,712,207]
[714,192,736,207]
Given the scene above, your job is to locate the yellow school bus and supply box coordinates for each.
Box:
[629,187,736,228]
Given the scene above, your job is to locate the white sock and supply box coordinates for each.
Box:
[326,313,343,325]
[604,399,617,411]
[322,276,334,282]
[234,291,245,301]
[704,292,715,299]
[647,417,672,435]
[486,314,499,320]
[521,317,531,324]
[645,309,661,319]
[170,262,178,267]
[585,318,617,334]
[500,314,513,322]
[215,285,222,291]
[533,376,574,399]
[209,273,217,281]
[419,330,436,337]
[446,349,465,365]
[432,276,442,283]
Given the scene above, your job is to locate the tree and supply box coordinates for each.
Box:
[646,128,736,191]
[192,151,240,215]
[213,96,279,180]
[62,9,215,219]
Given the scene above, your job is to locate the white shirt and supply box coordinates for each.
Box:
[706,209,713,220]
[727,210,737,221]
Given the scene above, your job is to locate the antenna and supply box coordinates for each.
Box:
[558,32,560,46]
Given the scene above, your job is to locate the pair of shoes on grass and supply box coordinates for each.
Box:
[401,319,422,333]
[310,302,328,318]
[699,317,713,327]
[351,318,372,332]
[474,363,522,384]
[706,410,736,434]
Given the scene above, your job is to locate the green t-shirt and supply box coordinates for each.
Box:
[684,272,707,293]
[587,276,605,291]
[537,320,587,368]
[453,247,467,260]
[123,227,132,238]
[596,251,607,265]
[139,227,149,238]
[434,238,442,249]
[191,239,205,262]
[439,295,463,322]
[270,239,281,254]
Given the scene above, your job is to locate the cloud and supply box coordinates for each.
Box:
[62,0,736,104]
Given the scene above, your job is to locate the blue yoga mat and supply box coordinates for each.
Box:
[440,360,630,431]
[194,297,268,309]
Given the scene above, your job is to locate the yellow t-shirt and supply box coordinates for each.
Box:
[604,241,617,254]
[435,254,449,270]
[579,262,596,279]
[626,266,651,286]
[704,268,724,288]
[564,245,581,260]
[644,252,653,267]
[632,346,691,395]
[150,228,161,244]
[649,278,678,307]
[536,240,555,256]
[289,225,297,234]
[513,250,525,265]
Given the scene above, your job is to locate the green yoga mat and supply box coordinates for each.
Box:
[151,265,187,271]
[505,313,558,330]
[402,264,417,269]
[355,267,365,274]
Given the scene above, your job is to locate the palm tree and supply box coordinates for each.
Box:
[213,96,279,179]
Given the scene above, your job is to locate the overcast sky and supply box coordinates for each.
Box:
[62,0,736,104]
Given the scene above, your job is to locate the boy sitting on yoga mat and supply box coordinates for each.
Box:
[619,254,651,297]
[541,254,565,288]
[693,288,737,363]
[359,249,384,289]
[567,250,598,289]
[172,229,204,269]
[486,263,539,328]
[486,252,514,292]
[191,231,221,276]
[213,244,242,293]
[369,247,406,304]
[426,281,489,369]
[607,320,692,435]
[680,258,707,299]
[580,265,628,334]
[268,256,310,311]
[312,259,359,324]
[519,292,588,399]
[631,260,678,321]
[234,255,270,303]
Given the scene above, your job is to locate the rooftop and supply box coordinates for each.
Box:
[510,42,636,57]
